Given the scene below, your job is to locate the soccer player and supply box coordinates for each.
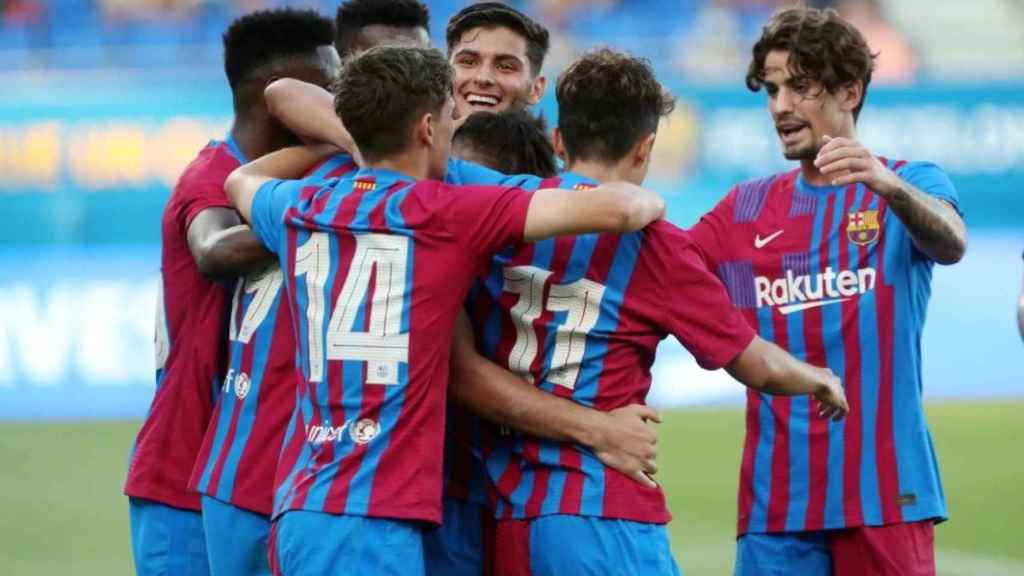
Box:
[224,46,667,576]
[445,2,549,119]
[451,109,558,177]
[123,9,339,576]
[469,47,848,576]
[189,3,433,574]
[688,7,967,575]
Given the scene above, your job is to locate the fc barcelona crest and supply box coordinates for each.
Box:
[847,209,881,245]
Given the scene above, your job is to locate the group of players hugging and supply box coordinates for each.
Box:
[124,1,966,575]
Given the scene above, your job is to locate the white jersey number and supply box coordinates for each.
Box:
[502,265,606,390]
[295,232,410,384]
[229,265,284,344]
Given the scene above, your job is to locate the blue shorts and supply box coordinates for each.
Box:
[201,495,271,576]
[735,523,936,576]
[129,497,210,576]
[423,499,494,576]
[270,510,425,576]
[735,532,831,576]
[495,515,682,576]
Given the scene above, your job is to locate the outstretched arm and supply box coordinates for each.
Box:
[815,136,967,264]
[449,311,661,487]
[225,144,338,223]
[523,181,665,241]
[726,336,849,421]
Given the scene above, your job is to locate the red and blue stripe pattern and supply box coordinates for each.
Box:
[698,161,953,535]
[467,171,754,523]
[190,155,357,515]
[251,167,533,524]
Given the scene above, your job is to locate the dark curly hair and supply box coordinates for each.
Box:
[556,48,675,164]
[747,7,876,120]
[335,0,430,57]
[446,2,549,76]
[334,46,452,161]
[223,8,335,90]
[452,110,557,177]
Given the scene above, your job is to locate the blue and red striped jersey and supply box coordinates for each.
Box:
[190,155,358,515]
[125,138,245,511]
[689,160,958,535]
[249,166,534,524]
[468,172,756,523]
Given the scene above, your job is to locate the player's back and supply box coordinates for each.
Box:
[689,160,957,535]
[469,172,754,523]
[249,167,534,525]
[190,153,359,515]
[126,138,245,510]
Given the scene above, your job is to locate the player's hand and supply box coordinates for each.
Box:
[814,135,902,197]
[811,367,848,421]
[594,181,666,231]
[590,404,661,488]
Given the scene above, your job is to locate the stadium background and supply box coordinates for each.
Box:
[0,0,1020,574]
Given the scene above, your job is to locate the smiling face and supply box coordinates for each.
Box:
[449,26,544,118]
[762,49,855,161]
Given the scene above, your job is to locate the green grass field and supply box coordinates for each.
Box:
[1,402,1021,575]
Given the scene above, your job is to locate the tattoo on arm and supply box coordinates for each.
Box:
[884,180,967,264]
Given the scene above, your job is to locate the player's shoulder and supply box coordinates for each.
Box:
[881,158,948,178]
[172,141,240,196]
[715,169,800,216]
[304,152,358,182]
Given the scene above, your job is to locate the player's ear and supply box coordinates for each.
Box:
[417,111,434,147]
[527,75,546,106]
[552,128,567,163]
[838,80,863,115]
[633,132,657,168]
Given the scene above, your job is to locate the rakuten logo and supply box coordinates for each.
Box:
[754,266,876,314]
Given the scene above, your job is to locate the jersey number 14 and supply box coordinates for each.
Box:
[295,232,410,385]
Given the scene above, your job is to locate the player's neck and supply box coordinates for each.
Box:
[564,159,639,186]
[365,152,429,181]
[230,115,297,161]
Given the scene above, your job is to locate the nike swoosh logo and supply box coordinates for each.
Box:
[754,229,784,249]
[778,298,850,315]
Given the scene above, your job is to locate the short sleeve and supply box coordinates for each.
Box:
[180,180,234,231]
[444,184,534,257]
[895,161,961,215]
[446,158,544,189]
[688,187,738,269]
[250,178,303,253]
[643,222,755,370]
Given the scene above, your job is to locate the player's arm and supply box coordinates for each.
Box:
[523,181,665,241]
[449,311,660,487]
[186,211,273,280]
[725,336,848,420]
[264,79,359,160]
[225,144,339,223]
[815,136,967,264]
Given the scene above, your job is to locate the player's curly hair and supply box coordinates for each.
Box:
[746,7,876,120]
[556,48,675,164]
[453,110,557,177]
[334,46,452,161]
[222,8,334,90]
[446,2,549,76]
[335,0,430,57]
